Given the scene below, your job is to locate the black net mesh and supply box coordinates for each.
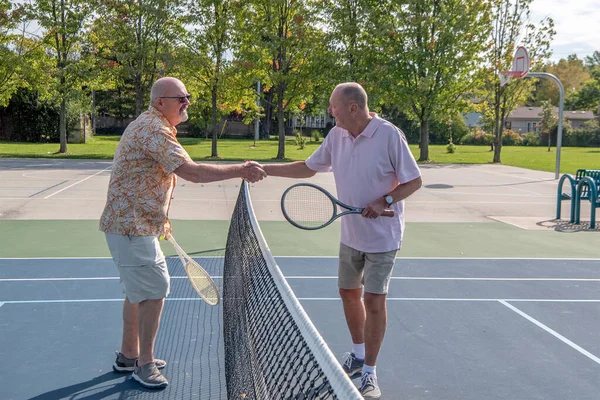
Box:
[223,182,361,400]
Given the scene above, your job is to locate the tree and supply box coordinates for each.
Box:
[234,0,329,159]
[90,0,183,117]
[179,0,235,157]
[0,0,26,106]
[372,0,492,161]
[538,100,557,151]
[574,51,600,113]
[478,0,554,163]
[28,0,94,153]
[322,0,374,83]
[534,55,590,108]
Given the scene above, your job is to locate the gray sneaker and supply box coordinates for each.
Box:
[132,361,169,389]
[359,372,381,399]
[113,351,167,373]
[342,352,364,377]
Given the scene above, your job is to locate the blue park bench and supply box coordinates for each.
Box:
[556,169,600,228]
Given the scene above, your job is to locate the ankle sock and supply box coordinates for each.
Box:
[352,343,365,360]
[363,364,376,377]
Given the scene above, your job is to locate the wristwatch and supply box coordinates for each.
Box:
[383,195,393,207]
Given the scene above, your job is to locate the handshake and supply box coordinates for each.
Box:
[241,160,268,183]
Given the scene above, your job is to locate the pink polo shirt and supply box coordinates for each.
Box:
[305,114,421,253]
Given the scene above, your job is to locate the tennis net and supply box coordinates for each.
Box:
[223,181,362,400]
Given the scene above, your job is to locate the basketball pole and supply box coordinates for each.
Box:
[525,72,564,179]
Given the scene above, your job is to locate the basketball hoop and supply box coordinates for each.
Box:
[499,46,530,87]
[499,70,527,86]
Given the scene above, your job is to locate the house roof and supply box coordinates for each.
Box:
[507,107,595,120]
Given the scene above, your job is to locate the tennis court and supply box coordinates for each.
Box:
[1,159,600,399]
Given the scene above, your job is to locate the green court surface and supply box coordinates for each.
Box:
[2,219,599,259]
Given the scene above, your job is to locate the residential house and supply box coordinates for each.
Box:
[505,107,595,134]
[463,112,483,129]
[286,112,335,134]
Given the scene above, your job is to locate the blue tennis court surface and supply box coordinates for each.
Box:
[2,256,600,399]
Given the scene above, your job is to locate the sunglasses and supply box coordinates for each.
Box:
[160,94,192,103]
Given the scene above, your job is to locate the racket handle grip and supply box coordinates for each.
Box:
[382,209,395,217]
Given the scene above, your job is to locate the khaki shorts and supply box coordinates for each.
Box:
[105,233,170,304]
[338,243,398,294]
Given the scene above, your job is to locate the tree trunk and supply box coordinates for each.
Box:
[135,76,143,116]
[263,89,273,140]
[492,96,501,163]
[493,114,503,163]
[418,119,429,161]
[276,85,285,159]
[59,96,67,153]
[211,84,218,157]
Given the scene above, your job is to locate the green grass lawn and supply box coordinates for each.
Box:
[1,135,599,173]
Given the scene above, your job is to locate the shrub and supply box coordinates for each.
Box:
[446,141,456,153]
[460,128,494,145]
[520,132,541,146]
[501,129,522,146]
[311,129,322,143]
[565,120,600,147]
[295,131,307,149]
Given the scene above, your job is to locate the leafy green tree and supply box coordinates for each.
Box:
[0,0,25,106]
[534,55,590,108]
[27,0,95,153]
[539,100,557,150]
[90,0,183,116]
[478,0,555,163]
[574,51,600,113]
[372,0,492,161]
[178,0,236,157]
[234,0,329,159]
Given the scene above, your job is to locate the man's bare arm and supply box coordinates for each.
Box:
[174,161,266,183]
[262,161,317,178]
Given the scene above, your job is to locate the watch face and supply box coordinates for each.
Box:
[385,195,393,205]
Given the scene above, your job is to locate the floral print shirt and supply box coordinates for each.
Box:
[100,106,192,236]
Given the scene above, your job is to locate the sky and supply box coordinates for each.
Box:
[530,0,600,63]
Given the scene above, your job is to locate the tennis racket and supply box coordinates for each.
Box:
[281,183,395,230]
[165,233,220,306]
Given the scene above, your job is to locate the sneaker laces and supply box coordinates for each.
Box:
[342,352,355,369]
[361,372,377,389]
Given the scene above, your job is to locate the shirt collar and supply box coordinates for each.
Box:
[341,112,382,138]
[148,105,178,134]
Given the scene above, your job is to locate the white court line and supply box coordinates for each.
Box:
[276,256,600,261]
[2,256,600,261]
[4,276,600,282]
[416,201,551,205]
[478,169,557,184]
[0,302,3,308]
[3,297,600,304]
[1,297,209,304]
[43,167,112,199]
[421,191,555,198]
[0,276,222,282]
[289,276,600,282]
[500,300,600,365]
[301,298,600,302]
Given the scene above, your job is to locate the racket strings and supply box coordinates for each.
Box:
[283,186,336,229]
[185,260,220,305]
[167,235,220,306]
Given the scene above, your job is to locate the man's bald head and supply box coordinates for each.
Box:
[150,77,190,126]
[150,77,186,105]
[333,82,369,110]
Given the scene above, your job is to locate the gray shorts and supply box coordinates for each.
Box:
[338,243,398,294]
[105,233,170,304]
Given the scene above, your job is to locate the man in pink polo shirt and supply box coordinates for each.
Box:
[263,82,421,399]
